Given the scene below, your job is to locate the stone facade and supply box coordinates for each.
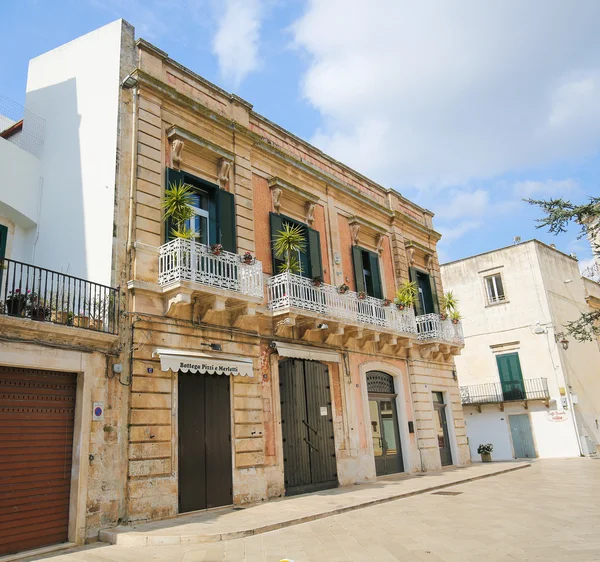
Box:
[121,37,469,525]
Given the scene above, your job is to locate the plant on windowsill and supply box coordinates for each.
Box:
[3,289,28,316]
[358,291,367,300]
[450,310,462,324]
[337,283,349,294]
[162,180,197,240]
[210,243,223,256]
[241,251,255,265]
[312,276,323,287]
[273,223,306,275]
[394,280,417,311]
[440,291,458,320]
[477,443,493,462]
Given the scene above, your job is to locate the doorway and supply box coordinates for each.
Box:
[279,359,337,496]
[366,372,404,475]
[433,391,453,466]
[508,414,536,458]
[178,373,232,513]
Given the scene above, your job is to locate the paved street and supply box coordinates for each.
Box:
[36,459,600,562]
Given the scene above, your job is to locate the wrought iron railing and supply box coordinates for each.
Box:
[416,313,464,345]
[460,378,549,405]
[158,238,264,298]
[267,272,417,335]
[0,258,119,334]
[0,94,45,158]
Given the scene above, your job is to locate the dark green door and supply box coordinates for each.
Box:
[279,359,337,496]
[496,353,525,400]
[0,225,7,292]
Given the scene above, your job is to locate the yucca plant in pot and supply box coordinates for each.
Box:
[162,180,196,240]
[394,280,417,310]
[440,291,458,320]
[273,223,306,275]
[450,310,462,324]
[477,443,493,462]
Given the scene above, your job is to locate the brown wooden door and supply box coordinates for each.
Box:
[178,373,232,513]
[0,366,76,556]
[280,359,337,496]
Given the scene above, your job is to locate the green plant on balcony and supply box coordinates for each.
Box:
[3,289,28,316]
[162,180,196,240]
[394,280,417,310]
[450,310,462,324]
[273,223,306,275]
[440,291,458,320]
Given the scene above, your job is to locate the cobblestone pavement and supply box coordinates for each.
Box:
[36,458,600,562]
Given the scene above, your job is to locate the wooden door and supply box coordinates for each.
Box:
[280,359,337,496]
[178,373,232,513]
[0,367,76,556]
[497,353,525,400]
[433,391,453,466]
[509,414,536,458]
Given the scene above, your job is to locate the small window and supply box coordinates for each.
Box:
[432,391,444,404]
[485,273,505,304]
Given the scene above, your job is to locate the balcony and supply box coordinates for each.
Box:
[267,272,417,350]
[157,238,264,325]
[460,378,550,411]
[1,258,119,334]
[414,313,464,358]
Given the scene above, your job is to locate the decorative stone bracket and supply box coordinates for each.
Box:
[348,216,387,250]
[269,177,319,220]
[217,158,233,191]
[171,139,184,170]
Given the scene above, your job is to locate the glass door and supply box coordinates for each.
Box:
[368,398,403,475]
[433,392,452,466]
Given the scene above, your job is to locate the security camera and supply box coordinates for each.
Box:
[317,323,329,330]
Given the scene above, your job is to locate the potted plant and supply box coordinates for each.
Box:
[383,298,393,307]
[358,291,367,300]
[4,289,27,316]
[210,243,223,256]
[477,443,493,462]
[28,293,51,321]
[394,280,417,310]
[440,291,458,320]
[312,276,323,287]
[450,310,462,324]
[241,251,255,265]
[273,223,306,275]
[338,283,349,294]
[162,180,197,240]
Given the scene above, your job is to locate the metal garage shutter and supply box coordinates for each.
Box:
[0,367,76,556]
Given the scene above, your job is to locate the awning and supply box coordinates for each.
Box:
[273,341,341,363]
[153,348,254,377]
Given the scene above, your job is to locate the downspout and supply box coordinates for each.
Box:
[126,84,139,260]
[31,177,43,263]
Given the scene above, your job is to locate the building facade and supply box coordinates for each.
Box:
[441,240,600,462]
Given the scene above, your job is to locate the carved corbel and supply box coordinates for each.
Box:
[350,223,361,246]
[419,343,440,360]
[272,187,282,214]
[376,234,385,255]
[217,158,233,191]
[274,316,295,337]
[171,139,184,170]
[407,247,415,266]
[425,253,434,272]
[343,327,363,346]
[199,295,227,324]
[231,304,257,330]
[165,291,191,317]
[305,202,316,227]
[324,323,345,346]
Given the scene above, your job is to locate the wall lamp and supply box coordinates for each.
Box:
[121,74,139,89]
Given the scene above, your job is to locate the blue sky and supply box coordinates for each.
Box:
[3,0,599,268]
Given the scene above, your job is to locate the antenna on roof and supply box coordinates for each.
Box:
[513,236,521,244]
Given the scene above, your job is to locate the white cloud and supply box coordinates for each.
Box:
[213,0,263,86]
[513,178,579,199]
[292,0,600,187]
[435,189,490,222]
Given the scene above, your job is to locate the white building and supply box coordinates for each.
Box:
[441,240,600,461]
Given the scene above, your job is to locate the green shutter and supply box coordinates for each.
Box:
[307,227,323,280]
[409,267,424,316]
[352,246,365,294]
[368,251,383,299]
[269,212,285,274]
[217,189,236,253]
[0,225,7,261]
[496,353,525,399]
[165,167,184,242]
[429,274,440,314]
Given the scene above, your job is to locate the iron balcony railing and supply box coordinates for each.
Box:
[267,271,417,336]
[0,93,45,158]
[460,378,550,405]
[158,238,264,299]
[415,313,464,345]
[0,258,119,334]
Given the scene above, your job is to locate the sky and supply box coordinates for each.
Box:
[2,0,599,268]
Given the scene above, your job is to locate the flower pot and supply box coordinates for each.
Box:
[5,300,26,316]
[480,452,492,462]
[73,315,90,328]
[89,319,104,331]
[396,303,405,311]
[29,308,50,321]
[440,313,448,321]
[452,319,459,325]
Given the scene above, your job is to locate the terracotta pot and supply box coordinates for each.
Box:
[481,452,492,462]
[73,316,90,328]
[397,303,405,310]
[452,319,459,324]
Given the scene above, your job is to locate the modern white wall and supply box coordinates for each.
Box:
[23,20,127,286]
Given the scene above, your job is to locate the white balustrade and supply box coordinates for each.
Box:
[158,239,263,298]
[415,313,464,345]
[267,272,417,336]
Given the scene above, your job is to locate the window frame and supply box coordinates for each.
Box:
[484,273,506,305]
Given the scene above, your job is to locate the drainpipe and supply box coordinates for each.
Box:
[31,177,43,263]
[125,78,139,259]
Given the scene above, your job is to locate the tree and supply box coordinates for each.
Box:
[526,196,600,341]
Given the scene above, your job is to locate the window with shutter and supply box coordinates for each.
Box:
[352,246,383,298]
[410,267,438,315]
[0,224,7,261]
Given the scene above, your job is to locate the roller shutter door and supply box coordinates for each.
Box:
[0,367,76,556]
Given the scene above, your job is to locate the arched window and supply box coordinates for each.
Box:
[366,371,395,394]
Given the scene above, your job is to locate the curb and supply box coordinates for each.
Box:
[100,463,530,546]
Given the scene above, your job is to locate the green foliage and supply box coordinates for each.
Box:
[440,291,458,313]
[477,443,493,454]
[394,280,417,306]
[273,223,306,275]
[527,195,600,341]
[163,181,196,239]
[450,310,462,322]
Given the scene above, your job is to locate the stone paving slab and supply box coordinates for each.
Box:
[99,461,529,546]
